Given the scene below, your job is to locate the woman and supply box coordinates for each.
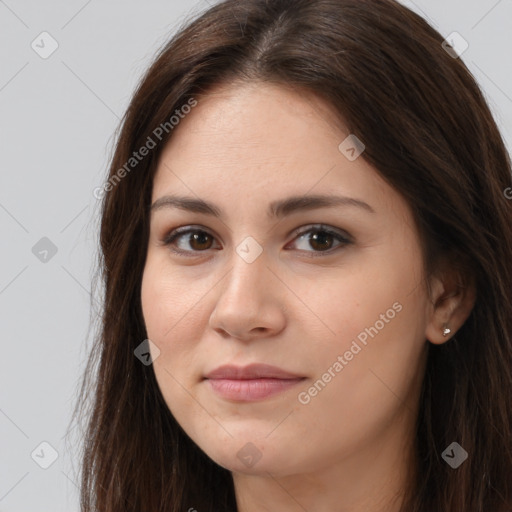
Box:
[74,0,512,510]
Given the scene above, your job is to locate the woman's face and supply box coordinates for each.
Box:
[141,82,434,478]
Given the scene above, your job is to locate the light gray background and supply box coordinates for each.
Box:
[0,1,511,510]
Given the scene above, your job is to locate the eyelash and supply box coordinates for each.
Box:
[161,224,353,258]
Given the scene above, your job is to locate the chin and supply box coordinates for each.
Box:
[195,435,304,477]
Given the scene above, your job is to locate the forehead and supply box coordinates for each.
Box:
[156,82,344,168]
[151,82,397,218]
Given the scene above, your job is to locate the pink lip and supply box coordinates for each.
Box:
[204,364,305,402]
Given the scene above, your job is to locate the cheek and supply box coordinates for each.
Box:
[284,250,422,357]
[141,258,207,344]
[140,257,210,410]
[291,242,428,412]
[141,263,189,396]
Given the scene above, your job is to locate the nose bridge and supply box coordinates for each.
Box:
[209,243,286,338]
[222,244,270,302]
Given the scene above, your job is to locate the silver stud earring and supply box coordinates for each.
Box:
[442,325,451,337]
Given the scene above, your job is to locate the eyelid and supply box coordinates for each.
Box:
[161,225,220,251]
[288,224,353,244]
[161,223,353,257]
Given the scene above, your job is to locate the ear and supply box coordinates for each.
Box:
[424,261,476,345]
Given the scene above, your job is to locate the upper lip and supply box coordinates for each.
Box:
[204,363,304,380]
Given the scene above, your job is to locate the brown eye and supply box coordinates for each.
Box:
[163,227,218,255]
[308,230,335,251]
[187,231,213,250]
[163,224,352,258]
[287,225,352,256]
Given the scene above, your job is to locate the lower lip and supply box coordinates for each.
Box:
[206,378,305,401]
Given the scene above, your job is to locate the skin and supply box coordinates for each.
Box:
[140,81,475,512]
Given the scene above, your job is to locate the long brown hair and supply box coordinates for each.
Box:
[71,0,512,510]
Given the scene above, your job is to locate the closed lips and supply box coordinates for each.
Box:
[203,363,305,380]
[204,364,306,401]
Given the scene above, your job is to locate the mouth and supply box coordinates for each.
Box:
[203,363,306,402]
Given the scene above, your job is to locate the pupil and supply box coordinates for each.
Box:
[311,231,332,250]
[191,232,211,250]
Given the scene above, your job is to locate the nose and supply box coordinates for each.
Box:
[208,250,287,341]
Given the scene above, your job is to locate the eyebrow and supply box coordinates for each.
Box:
[150,193,375,218]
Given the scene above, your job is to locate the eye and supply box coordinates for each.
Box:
[162,226,220,256]
[161,224,352,257]
[285,224,352,256]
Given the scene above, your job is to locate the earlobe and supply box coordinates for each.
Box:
[424,268,476,345]
[425,306,456,346]
[442,325,451,337]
